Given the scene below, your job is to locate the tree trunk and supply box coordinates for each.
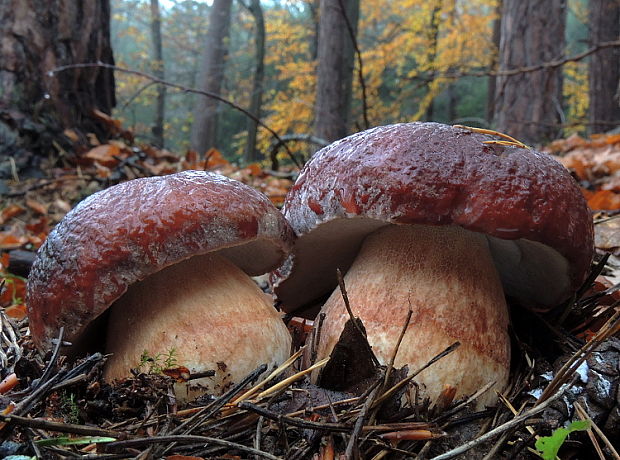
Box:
[424,1,442,121]
[493,0,566,144]
[487,0,503,125]
[190,0,232,156]
[0,0,115,148]
[150,0,166,149]
[588,0,620,134]
[314,0,359,143]
[243,0,265,163]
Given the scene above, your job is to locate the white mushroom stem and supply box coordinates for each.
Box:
[314,224,510,408]
[104,252,291,401]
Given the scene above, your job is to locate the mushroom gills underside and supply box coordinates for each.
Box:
[313,224,511,408]
[103,251,291,401]
[280,217,572,313]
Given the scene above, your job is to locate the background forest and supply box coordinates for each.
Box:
[109,0,618,164]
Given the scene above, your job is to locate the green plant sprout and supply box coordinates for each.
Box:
[535,420,591,460]
[136,348,178,374]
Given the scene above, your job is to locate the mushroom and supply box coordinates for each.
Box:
[273,122,593,406]
[27,170,294,399]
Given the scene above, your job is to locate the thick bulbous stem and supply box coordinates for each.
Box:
[314,224,510,408]
[104,252,291,401]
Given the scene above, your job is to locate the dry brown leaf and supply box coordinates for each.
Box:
[0,233,26,250]
[584,189,620,210]
[84,144,122,167]
[0,204,26,225]
[25,199,48,215]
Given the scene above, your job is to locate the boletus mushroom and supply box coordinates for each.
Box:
[27,170,294,399]
[273,122,594,407]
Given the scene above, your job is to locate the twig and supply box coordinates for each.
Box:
[254,415,264,460]
[254,357,328,400]
[238,401,352,433]
[372,342,460,409]
[428,382,571,460]
[36,327,65,389]
[336,269,380,367]
[432,380,497,423]
[344,381,382,459]
[1,414,125,438]
[383,309,412,388]
[169,364,268,438]
[48,62,300,168]
[575,401,620,460]
[107,435,281,460]
[539,308,620,403]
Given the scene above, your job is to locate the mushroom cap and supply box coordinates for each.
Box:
[28,170,295,351]
[273,122,594,313]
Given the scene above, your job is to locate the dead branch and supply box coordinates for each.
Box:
[48,63,301,168]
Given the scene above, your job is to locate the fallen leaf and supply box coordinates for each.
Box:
[84,144,122,167]
[4,303,27,320]
[595,216,620,249]
[0,204,25,225]
[25,199,48,215]
[162,366,191,382]
[585,189,620,210]
[205,148,229,169]
[0,233,26,250]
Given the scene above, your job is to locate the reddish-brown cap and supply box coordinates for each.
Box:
[273,122,594,312]
[28,170,295,351]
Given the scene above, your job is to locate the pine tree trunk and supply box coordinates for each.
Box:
[493,0,566,144]
[150,0,166,149]
[0,0,115,147]
[190,0,232,156]
[314,0,359,143]
[244,0,265,163]
[588,0,620,134]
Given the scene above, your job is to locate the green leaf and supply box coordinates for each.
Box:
[535,420,590,460]
[35,436,116,447]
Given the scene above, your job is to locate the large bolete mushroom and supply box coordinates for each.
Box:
[28,170,294,399]
[273,122,594,406]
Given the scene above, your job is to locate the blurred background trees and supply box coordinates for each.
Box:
[2,0,618,168]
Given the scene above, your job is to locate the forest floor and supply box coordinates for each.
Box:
[1,123,620,459]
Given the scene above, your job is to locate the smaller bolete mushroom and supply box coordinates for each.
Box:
[273,122,594,407]
[27,170,294,399]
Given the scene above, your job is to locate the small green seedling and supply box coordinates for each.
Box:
[535,420,590,460]
[137,348,178,374]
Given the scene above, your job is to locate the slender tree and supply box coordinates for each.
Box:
[494,0,566,143]
[588,0,620,134]
[150,0,166,149]
[241,0,266,163]
[314,0,360,143]
[0,0,115,151]
[424,1,442,121]
[190,0,233,156]
[487,0,503,124]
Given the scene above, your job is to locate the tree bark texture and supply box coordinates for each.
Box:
[588,0,620,134]
[243,0,265,163]
[314,0,359,143]
[190,0,232,156]
[150,0,166,149]
[424,1,442,121]
[486,0,503,124]
[493,0,566,144]
[0,0,115,140]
